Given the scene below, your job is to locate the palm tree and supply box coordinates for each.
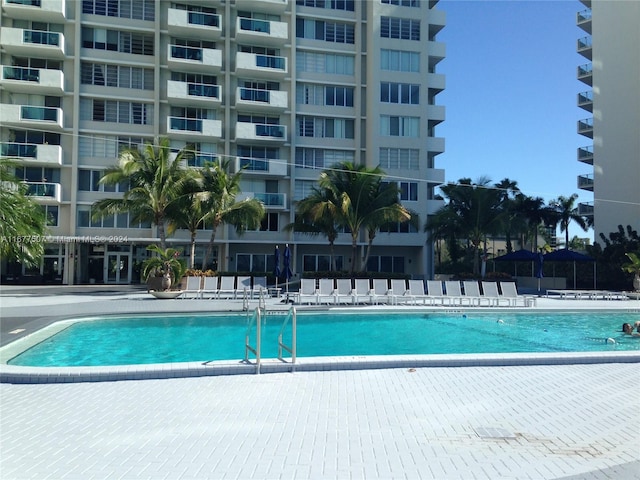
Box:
[92,137,196,250]
[199,160,265,270]
[511,194,548,251]
[548,194,588,248]
[287,186,340,271]
[317,162,411,272]
[494,178,520,253]
[0,159,47,266]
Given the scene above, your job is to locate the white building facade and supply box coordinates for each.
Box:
[576,0,640,243]
[0,0,446,284]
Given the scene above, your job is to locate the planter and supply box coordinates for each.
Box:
[149,290,184,299]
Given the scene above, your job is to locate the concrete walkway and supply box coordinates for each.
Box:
[1,286,639,479]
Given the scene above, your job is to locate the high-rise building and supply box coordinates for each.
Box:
[576,0,640,243]
[0,0,446,285]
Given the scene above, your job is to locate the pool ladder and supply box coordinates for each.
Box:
[244,306,296,374]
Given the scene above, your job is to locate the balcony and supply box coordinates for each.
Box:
[0,104,64,129]
[235,52,287,79]
[425,168,445,185]
[428,41,446,71]
[425,136,445,154]
[187,153,217,168]
[167,80,221,107]
[577,63,592,86]
[577,8,592,34]
[235,0,287,14]
[577,35,592,60]
[235,122,286,143]
[577,117,593,138]
[0,27,65,58]
[239,191,287,209]
[577,90,593,112]
[167,116,222,139]
[2,0,66,22]
[236,17,288,45]
[167,45,222,73]
[22,181,61,203]
[167,8,222,39]
[1,65,64,95]
[577,173,594,191]
[0,142,62,165]
[235,156,287,177]
[577,145,593,165]
[578,201,594,217]
[236,87,288,112]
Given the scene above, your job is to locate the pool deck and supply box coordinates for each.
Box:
[1,285,639,479]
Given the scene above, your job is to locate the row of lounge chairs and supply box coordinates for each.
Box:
[293,278,536,307]
[181,276,268,299]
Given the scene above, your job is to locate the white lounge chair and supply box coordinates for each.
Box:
[499,282,537,307]
[390,279,408,305]
[481,281,509,306]
[335,278,354,304]
[371,279,392,305]
[182,276,202,299]
[295,278,318,304]
[426,280,446,306]
[251,276,267,300]
[462,281,489,306]
[353,278,373,304]
[217,276,236,299]
[444,280,468,306]
[407,279,428,305]
[317,278,336,305]
[236,276,252,299]
[200,276,219,299]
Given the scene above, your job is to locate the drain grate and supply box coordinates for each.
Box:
[475,426,516,439]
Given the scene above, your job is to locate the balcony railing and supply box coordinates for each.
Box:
[170,45,203,61]
[7,0,42,5]
[188,83,219,98]
[1,142,37,158]
[2,65,39,82]
[24,30,60,46]
[239,18,271,34]
[577,8,592,22]
[189,11,220,27]
[577,36,592,50]
[257,54,286,70]
[239,87,270,103]
[23,181,59,199]
[577,173,594,190]
[254,192,285,207]
[577,145,593,162]
[21,105,58,121]
[578,202,594,216]
[578,91,593,103]
[255,123,285,138]
[170,116,203,132]
[188,154,217,167]
[240,157,269,171]
[578,117,593,137]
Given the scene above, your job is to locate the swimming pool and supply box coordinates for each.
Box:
[7,310,640,368]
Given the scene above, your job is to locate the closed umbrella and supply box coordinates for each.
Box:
[283,244,293,293]
[535,252,544,292]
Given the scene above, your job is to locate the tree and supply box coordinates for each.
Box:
[511,194,549,252]
[92,138,197,250]
[548,194,588,248]
[316,162,412,272]
[494,178,520,253]
[199,160,265,270]
[141,244,187,290]
[0,159,47,266]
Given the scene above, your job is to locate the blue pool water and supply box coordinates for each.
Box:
[8,310,640,367]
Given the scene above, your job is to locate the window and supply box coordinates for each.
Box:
[294,180,317,200]
[295,148,354,170]
[380,82,419,105]
[81,62,154,90]
[380,17,420,40]
[296,84,354,107]
[41,205,58,227]
[77,206,149,228]
[81,99,153,125]
[296,19,355,44]
[297,116,354,138]
[82,0,155,20]
[380,115,419,137]
[381,49,419,72]
[381,0,419,6]
[78,169,128,192]
[237,146,278,171]
[379,148,419,170]
[296,51,354,75]
[296,0,355,11]
[82,27,154,55]
[302,255,344,272]
[260,213,278,232]
[365,256,405,273]
[399,181,418,201]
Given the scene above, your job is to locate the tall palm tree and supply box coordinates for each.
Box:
[199,160,265,270]
[511,193,548,251]
[317,162,411,272]
[92,137,196,250]
[548,194,589,248]
[0,159,47,266]
[287,186,340,271]
[494,178,520,253]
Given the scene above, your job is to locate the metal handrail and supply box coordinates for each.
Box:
[277,306,297,371]
[244,307,262,374]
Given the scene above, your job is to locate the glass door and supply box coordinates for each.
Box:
[106,253,131,284]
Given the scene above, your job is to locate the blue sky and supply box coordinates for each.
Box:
[437,0,592,238]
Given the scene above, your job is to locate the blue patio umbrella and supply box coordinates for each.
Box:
[494,249,537,276]
[283,244,293,293]
[543,248,596,289]
[273,245,281,290]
